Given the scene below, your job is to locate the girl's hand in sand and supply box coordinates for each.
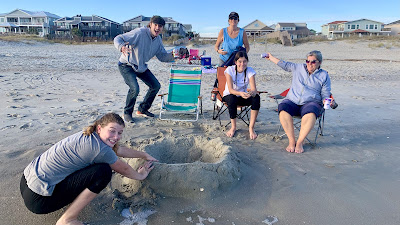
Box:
[144,153,158,162]
[137,161,154,179]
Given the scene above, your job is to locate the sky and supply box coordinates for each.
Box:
[1,0,399,37]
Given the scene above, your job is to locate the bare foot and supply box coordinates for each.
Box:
[226,127,236,137]
[56,219,84,225]
[295,142,304,153]
[249,128,257,140]
[286,142,295,153]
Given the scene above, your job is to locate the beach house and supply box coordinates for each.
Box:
[321,19,390,39]
[384,20,400,36]
[0,9,60,36]
[274,22,313,40]
[54,15,122,40]
[122,15,188,38]
[243,20,274,37]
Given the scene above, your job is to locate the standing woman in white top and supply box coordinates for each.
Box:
[223,51,260,139]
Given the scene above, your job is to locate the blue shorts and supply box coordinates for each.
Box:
[278,99,323,118]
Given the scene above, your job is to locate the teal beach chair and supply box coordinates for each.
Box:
[159,65,202,121]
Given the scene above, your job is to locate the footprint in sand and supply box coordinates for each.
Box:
[262,216,278,225]
[8,105,29,109]
[20,123,32,130]
[7,113,23,118]
[1,125,17,130]
[12,97,27,102]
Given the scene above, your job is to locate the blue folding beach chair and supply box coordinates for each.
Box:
[159,65,202,121]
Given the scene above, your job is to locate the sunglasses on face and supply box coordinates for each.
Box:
[229,17,238,20]
[306,60,318,64]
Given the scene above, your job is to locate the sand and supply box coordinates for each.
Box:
[1,38,400,225]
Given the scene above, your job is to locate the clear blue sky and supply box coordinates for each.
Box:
[2,0,399,37]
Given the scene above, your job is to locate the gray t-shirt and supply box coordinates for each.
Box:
[113,27,174,73]
[23,131,118,196]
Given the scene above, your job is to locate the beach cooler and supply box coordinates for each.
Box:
[201,56,211,66]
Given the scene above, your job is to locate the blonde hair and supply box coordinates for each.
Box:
[83,112,125,152]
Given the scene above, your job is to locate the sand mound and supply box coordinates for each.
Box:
[112,136,241,200]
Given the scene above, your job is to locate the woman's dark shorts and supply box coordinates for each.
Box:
[278,99,322,117]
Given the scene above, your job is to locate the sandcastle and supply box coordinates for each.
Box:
[111,136,241,199]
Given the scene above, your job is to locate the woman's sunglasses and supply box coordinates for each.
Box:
[306,60,318,64]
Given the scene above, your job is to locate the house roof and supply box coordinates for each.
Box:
[346,18,383,24]
[9,9,60,18]
[386,20,400,25]
[244,19,273,31]
[287,26,312,35]
[55,15,121,25]
[328,21,348,24]
[260,26,274,31]
[277,23,296,27]
[123,15,180,24]
[123,15,148,23]
[183,24,192,30]
[93,15,120,25]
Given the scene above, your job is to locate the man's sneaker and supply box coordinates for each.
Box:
[123,114,135,123]
[136,110,155,118]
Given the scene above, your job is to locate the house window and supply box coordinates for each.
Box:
[369,24,374,29]
[347,25,350,29]
[365,24,368,29]
[374,24,378,29]
[351,25,355,29]
[356,24,359,29]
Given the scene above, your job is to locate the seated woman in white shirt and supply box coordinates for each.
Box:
[222,51,260,140]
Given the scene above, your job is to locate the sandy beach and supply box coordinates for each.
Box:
[1,38,400,225]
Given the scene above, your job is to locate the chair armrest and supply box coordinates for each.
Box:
[158,93,168,97]
[270,94,285,100]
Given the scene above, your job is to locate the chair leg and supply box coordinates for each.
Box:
[213,105,228,127]
[236,107,250,126]
[320,113,325,136]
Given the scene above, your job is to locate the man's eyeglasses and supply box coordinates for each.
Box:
[229,17,238,20]
[306,60,318,64]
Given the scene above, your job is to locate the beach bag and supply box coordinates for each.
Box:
[214,47,246,88]
[220,46,246,67]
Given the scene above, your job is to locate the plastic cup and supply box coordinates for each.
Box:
[324,98,332,109]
